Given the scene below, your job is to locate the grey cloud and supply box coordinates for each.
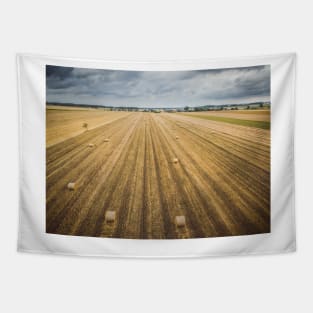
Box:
[46,64,270,107]
[46,66,73,78]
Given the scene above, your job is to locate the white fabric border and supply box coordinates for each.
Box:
[17,53,296,258]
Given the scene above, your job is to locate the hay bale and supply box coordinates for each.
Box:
[105,210,116,223]
[67,182,76,190]
[175,215,186,227]
[104,138,110,142]
[173,158,179,164]
[87,143,95,148]
[175,136,179,140]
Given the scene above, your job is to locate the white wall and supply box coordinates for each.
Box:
[0,1,311,312]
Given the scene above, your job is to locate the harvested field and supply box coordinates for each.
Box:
[46,109,270,239]
[184,109,270,121]
[181,110,270,129]
[46,105,130,146]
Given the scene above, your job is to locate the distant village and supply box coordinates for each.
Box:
[47,101,270,113]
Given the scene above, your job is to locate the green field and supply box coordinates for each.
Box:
[181,114,270,130]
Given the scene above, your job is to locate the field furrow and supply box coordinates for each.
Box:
[46,109,270,239]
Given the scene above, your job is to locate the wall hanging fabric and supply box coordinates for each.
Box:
[17,53,296,257]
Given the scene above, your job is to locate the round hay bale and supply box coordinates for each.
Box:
[175,215,186,227]
[175,136,179,140]
[104,138,110,142]
[173,158,179,164]
[87,143,95,148]
[67,182,76,190]
[105,210,116,223]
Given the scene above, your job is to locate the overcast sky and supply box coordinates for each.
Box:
[46,64,270,108]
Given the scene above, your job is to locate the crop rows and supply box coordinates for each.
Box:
[46,110,270,239]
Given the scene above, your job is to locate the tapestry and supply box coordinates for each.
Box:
[17,53,296,257]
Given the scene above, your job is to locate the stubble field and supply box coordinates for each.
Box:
[46,107,270,239]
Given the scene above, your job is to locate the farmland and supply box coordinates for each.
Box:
[181,110,270,129]
[46,105,130,146]
[46,107,270,239]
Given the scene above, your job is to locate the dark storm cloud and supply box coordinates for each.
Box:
[46,65,74,78]
[46,64,270,107]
